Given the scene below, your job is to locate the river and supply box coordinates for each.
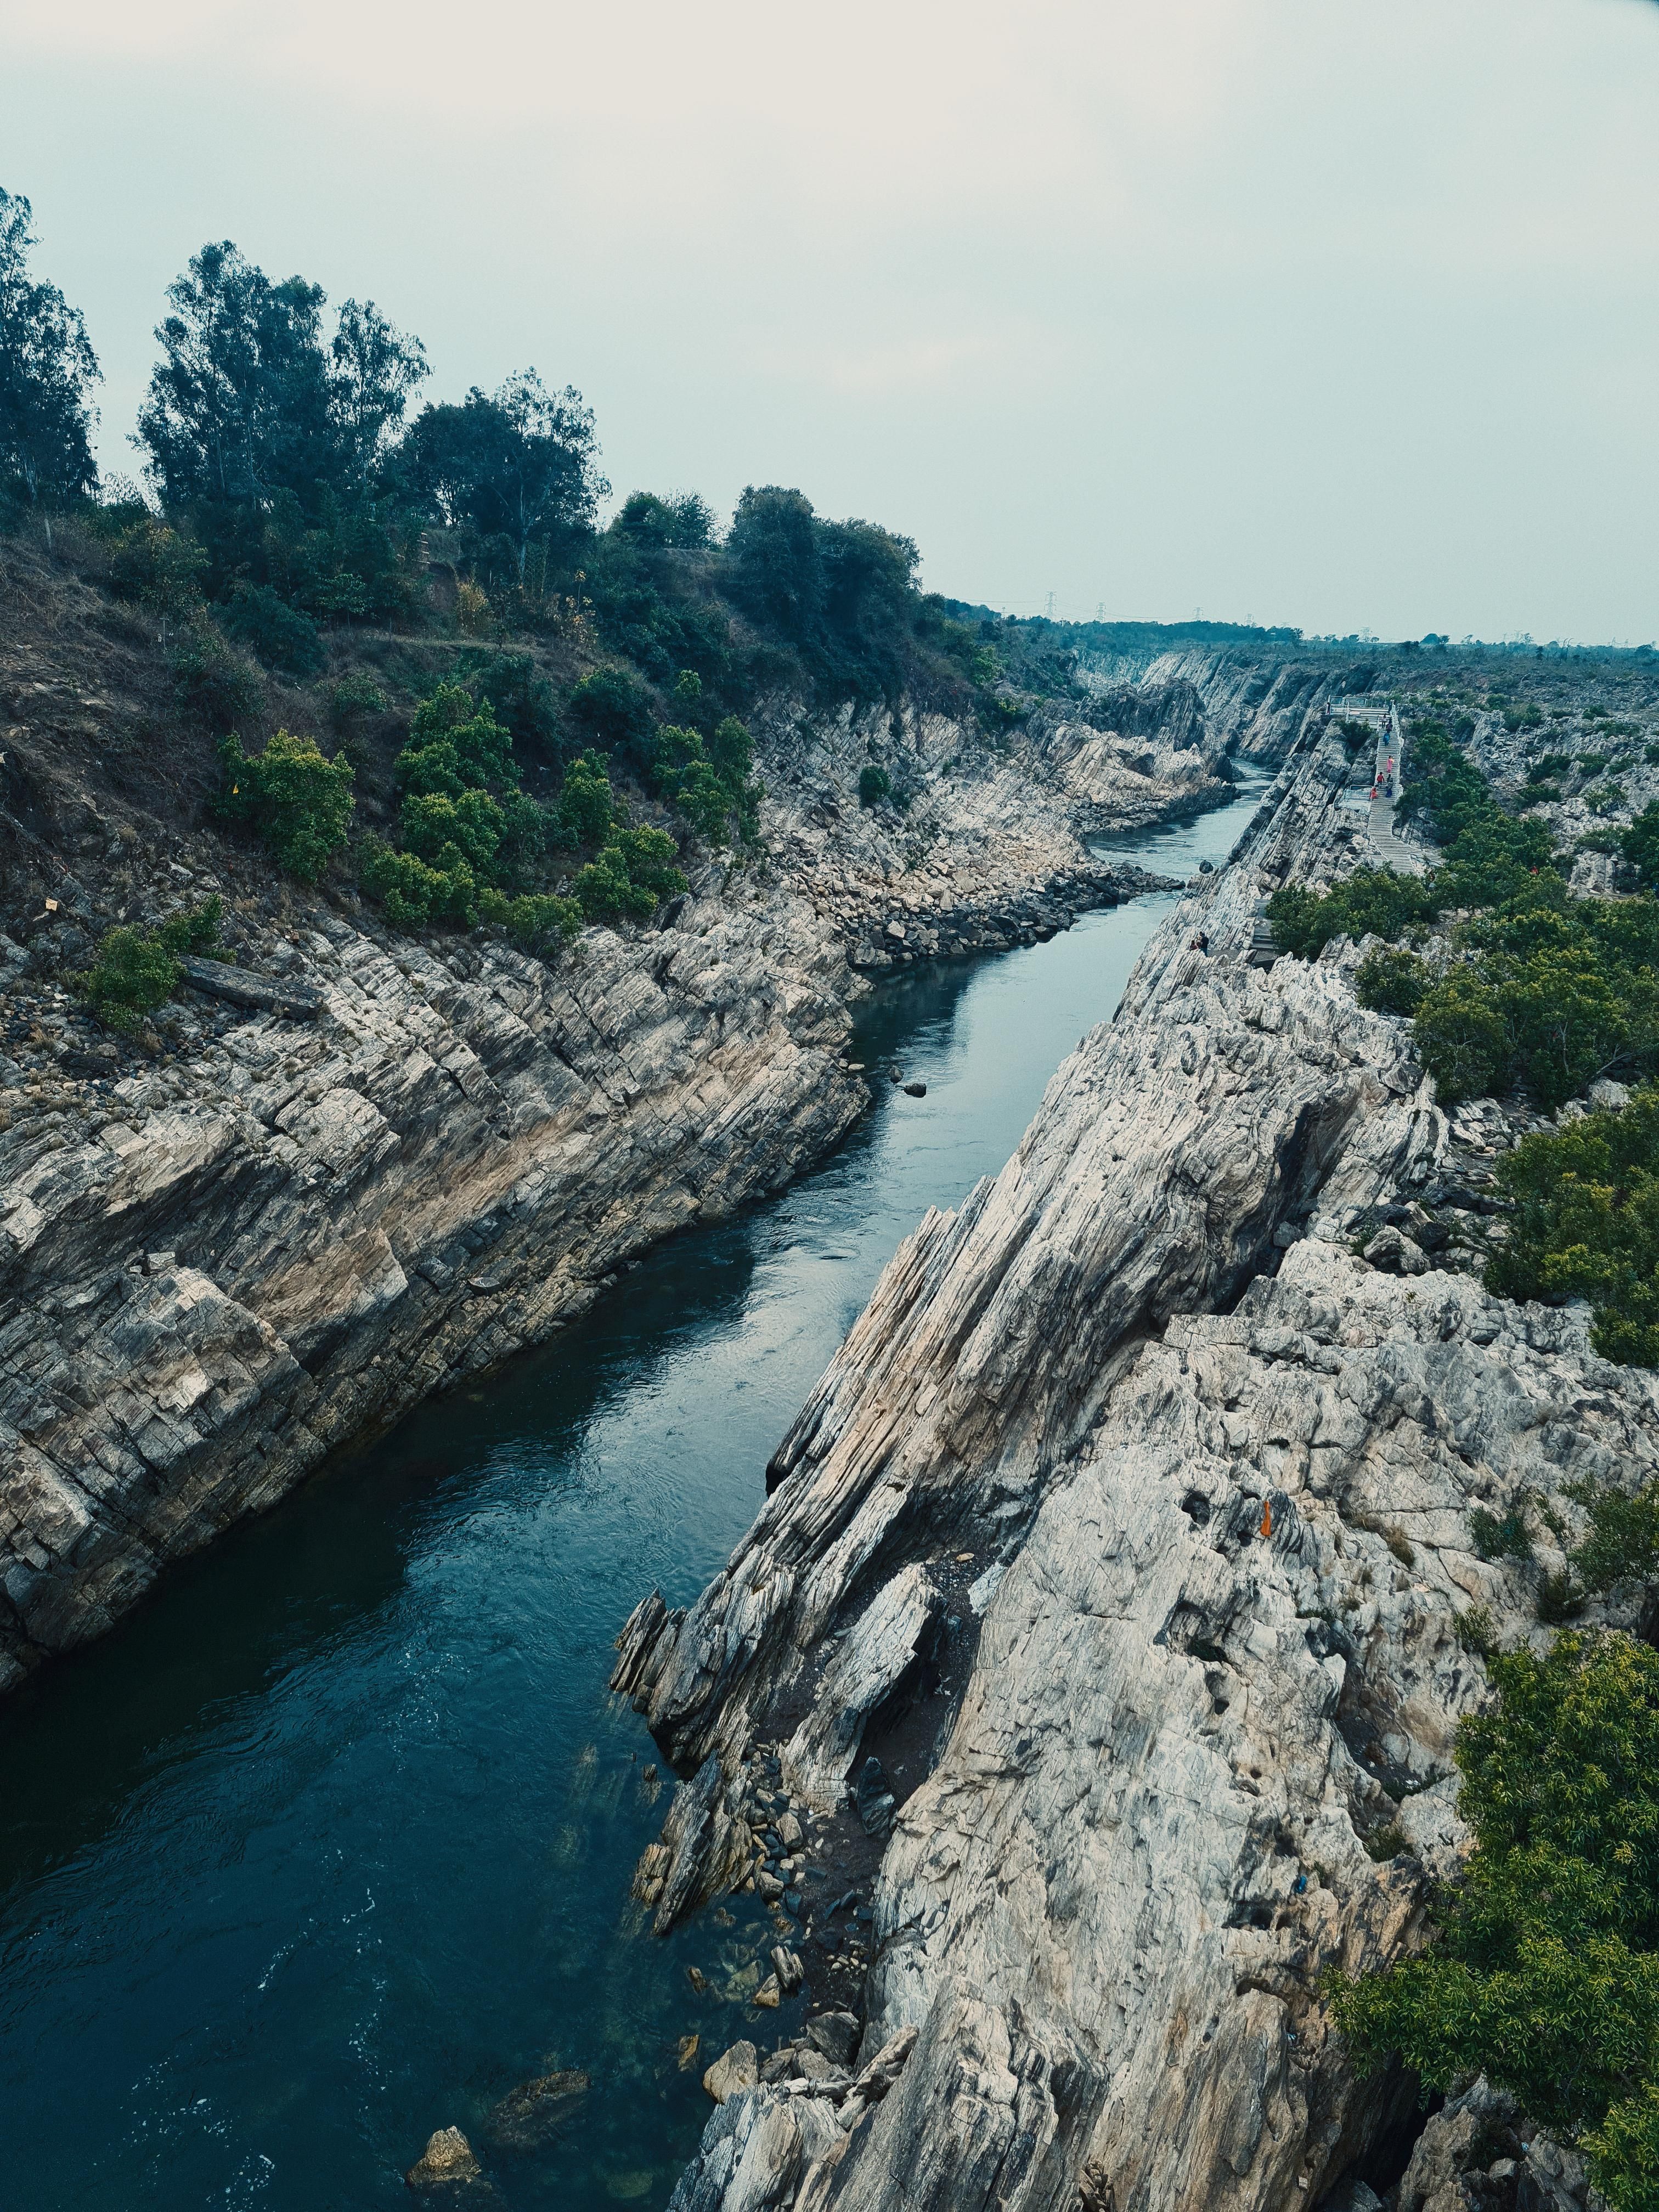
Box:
[0,774,1268,2212]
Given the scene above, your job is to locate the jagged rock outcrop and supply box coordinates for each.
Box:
[621,726,1659,2212]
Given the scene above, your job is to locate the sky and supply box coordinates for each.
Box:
[2,0,1656,642]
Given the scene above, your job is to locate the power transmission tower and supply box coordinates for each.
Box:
[1043,590,1056,619]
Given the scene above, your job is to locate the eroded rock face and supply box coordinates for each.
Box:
[0,691,1203,1695]
[625,730,1657,2212]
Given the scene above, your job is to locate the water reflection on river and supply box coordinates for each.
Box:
[0,775,1267,2211]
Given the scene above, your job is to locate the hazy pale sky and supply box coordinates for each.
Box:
[3,0,1656,641]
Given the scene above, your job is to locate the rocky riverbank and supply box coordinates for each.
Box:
[616,719,1655,2212]
[0,687,1209,1696]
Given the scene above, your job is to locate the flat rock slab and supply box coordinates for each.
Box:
[179,953,324,1019]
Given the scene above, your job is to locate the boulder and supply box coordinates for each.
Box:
[702,2040,759,2103]
[1362,1223,1430,1275]
[405,2126,483,2188]
[803,2011,860,2068]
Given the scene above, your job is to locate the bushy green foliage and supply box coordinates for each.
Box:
[357,679,556,926]
[651,714,760,847]
[572,825,686,923]
[1469,1505,1534,1562]
[329,670,389,725]
[219,580,323,675]
[217,729,354,879]
[1455,1604,1497,1657]
[859,764,893,808]
[567,665,655,778]
[172,629,264,732]
[1280,734,1659,1110]
[1355,945,1431,1017]
[553,750,618,848]
[1624,805,1659,892]
[1330,1630,1659,2212]
[357,838,478,927]
[1485,1086,1659,1367]
[476,887,582,950]
[390,370,603,585]
[610,489,713,549]
[1565,1474,1659,1595]
[452,650,563,759]
[1268,867,1438,960]
[725,485,922,702]
[107,516,209,624]
[77,897,222,1033]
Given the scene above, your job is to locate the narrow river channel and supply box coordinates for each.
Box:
[0,774,1268,2212]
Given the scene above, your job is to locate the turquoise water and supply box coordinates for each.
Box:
[0,780,1264,2211]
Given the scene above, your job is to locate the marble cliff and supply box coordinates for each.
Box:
[616,721,1649,2212]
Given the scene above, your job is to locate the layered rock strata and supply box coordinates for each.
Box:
[618,728,1658,2212]
[0,699,1186,1695]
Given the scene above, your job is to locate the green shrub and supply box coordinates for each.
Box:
[554,749,618,848]
[1624,804,1659,891]
[859,764,892,808]
[1329,1630,1659,2212]
[476,887,582,950]
[217,729,355,881]
[402,786,504,874]
[567,665,654,778]
[1537,1570,1584,1626]
[1469,1505,1533,1561]
[1566,1474,1659,1595]
[1361,1824,1410,1863]
[1485,1088,1659,1368]
[1413,970,1511,1103]
[1267,868,1437,960]
[219,580,323,675]
[1455,1604,1497,1657]
[357,838,478,927]
[398,682,517,794]
[77,897,221,1034]
[1356,945,1431,1017]
[652,714,760,847]
[172,630,264,733]
[329,671,389,725]
[106,517,207,623]
[573,825,686,923]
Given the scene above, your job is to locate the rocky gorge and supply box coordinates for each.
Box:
[0,668,1264,1696]
[614,714,1657,2212]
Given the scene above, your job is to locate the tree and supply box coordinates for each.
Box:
[394,371,606,581]
[725,485,823,640]
[611,489,714,549]
[1330,1630,1659,2212]
[554,750,617,848]
[0,188,100,530]
[566,665,654,778]
[138,241,337,514]
[330,298,427,489]
[217,729,356,881]
[136,242,426,599]
[1624,804,1659,893]
[1485,1084,1659,1368]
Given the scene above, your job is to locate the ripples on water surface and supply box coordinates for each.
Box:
[0,780,1266,2210]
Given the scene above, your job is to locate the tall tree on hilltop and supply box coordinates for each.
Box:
[330,297,428,490]
[0,187,101,537]
[394,371,607,582]
[137,240,427,515]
